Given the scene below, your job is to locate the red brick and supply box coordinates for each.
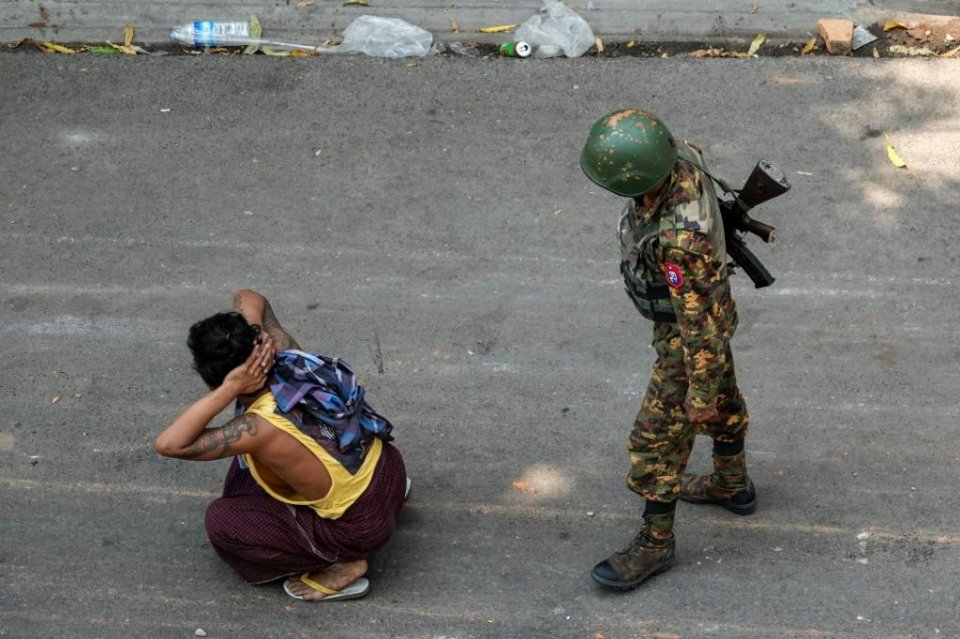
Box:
[817,18,854,55]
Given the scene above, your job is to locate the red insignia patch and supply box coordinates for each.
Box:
[664,263,684,289]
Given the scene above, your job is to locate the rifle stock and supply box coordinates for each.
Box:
[735,160,790,213]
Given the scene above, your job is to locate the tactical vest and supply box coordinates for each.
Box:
[618,144,726,323]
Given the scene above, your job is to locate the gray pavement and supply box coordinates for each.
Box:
[1,0,960,47]
[2,49,960,638]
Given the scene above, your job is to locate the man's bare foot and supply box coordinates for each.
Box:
[284,559,368,601]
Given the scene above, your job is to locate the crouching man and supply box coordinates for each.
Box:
[155,289,408,601]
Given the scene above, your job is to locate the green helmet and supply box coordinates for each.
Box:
[580,109,678,197]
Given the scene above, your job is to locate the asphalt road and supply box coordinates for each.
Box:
[1,53,959,639]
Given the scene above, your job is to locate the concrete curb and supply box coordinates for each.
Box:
[1,2,957,52]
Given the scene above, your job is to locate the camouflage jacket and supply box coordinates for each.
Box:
[618,141,739,411]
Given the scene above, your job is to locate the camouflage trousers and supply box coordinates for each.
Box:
[626,322,749,502]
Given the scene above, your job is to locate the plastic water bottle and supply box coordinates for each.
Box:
[170,21,252,48]
[170,20,332,52]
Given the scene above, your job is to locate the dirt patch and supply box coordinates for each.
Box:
[884,15,960,51]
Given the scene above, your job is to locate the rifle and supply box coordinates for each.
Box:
[717,160,791,289]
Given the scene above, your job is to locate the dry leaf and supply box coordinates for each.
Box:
[625,39,636,48]
[906,24,931,42]
[290,49,318,57]
[746,32,766,56]
[406,61,418,67]
[883,134,907,168]
[51,395,61,404]
[450,17,459,32]
[801,36,817,54]
[773,75,800,85]
[40,41,78,53]
[105,40,136,55]
[889,44,936,56]
[872,46,880,58]
[512,480,532,491]
[479,24,517,34]
[594,36,603,53]
[343,0,369,5]
[690,47,747,59]
[296,0,316,7]
[74,393,83,399]
[941,45,960,58]
[123,25,134,48]
[751,2,759,13]
[883,20,907,31]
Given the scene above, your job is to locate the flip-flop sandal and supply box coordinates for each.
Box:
[282,574,370,602]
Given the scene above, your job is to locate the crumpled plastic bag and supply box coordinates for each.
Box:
[516,0,595,58]
[338,16,435,58]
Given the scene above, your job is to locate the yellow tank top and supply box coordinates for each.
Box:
[241,393,383,519]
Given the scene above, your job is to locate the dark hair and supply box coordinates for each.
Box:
[187,312,260,388]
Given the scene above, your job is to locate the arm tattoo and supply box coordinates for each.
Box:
[183,415,259,459]
[263,301,301,350]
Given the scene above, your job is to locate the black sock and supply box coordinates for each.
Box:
[713,438,744,456]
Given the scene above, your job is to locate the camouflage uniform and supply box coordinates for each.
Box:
[618,141,749,502]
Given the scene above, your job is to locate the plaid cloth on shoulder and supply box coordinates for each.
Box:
[268,350,394,475]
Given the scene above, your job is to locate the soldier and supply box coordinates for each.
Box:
[580,109,756,591]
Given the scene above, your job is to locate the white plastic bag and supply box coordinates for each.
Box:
[515,0,595,58]
[338,16,435,58]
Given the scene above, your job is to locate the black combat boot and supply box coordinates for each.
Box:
[590,501,676,591]
[679,438,756,516]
